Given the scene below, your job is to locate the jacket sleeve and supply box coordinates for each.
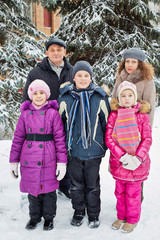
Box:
[99,96,111,133]
[105,112,126,159]
[52,110,67,164]
[22,72,32,102]
[143,80,156,127]
[9,114,26,163]
[135,114,152,162]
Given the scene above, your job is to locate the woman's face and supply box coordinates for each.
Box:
[125,58,139,74]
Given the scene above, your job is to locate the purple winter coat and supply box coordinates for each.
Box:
[10,100,67,197]
[105,99,152,182]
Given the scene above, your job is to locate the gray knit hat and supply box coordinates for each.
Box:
[46,38,66,50]
[73,61,93,78]
[123,48,146,62]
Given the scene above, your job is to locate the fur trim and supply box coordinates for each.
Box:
[139,99,151,113]
[20,100,59,112]
[110,98,151,113]
[20,101,31,111]
[48,100,59,110]
[60,81,71,89]
[101,83,110,96]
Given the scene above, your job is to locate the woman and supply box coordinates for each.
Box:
[112,48,155,126]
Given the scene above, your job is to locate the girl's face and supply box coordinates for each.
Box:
[125,58,139,74]
[32,90,47,106]
[120,89,135,108]
[73,70,91,89]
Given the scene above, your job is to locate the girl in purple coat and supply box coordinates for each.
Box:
[9,79,67,231]
[105,81,152,233]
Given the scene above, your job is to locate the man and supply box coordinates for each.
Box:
[22,38,73,199]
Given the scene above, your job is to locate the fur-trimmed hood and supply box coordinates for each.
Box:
[110,98,151,113]
[20,100,59,112]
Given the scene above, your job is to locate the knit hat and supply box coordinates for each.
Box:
[117,81,137,106]
[123,48,146,62]
[28,79,51,100]
[46,38,66,50]
[73,61,93,78]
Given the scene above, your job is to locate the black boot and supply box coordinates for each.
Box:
[25,218,41,230]
[71,210,85,226]
[43,219,54,230]
[88,216,100,228]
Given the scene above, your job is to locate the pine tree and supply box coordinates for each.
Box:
[0,0,46,137]
[48,0,160,89]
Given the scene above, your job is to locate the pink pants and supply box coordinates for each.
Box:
[115,180,142,224]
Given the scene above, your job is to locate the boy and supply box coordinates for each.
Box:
[58,61,110,228]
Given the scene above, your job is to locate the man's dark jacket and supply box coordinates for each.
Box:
[22,57,73,101]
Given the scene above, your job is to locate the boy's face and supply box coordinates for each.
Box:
[120,89,135,108]
[32,90,47,106]
[73,70,91,89]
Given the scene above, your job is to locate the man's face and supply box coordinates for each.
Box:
[46,44,66,66]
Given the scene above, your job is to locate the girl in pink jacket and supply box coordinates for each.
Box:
[105,81,152,233]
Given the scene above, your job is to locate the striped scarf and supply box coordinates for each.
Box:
[68,90,94,151]
[112,108,140,155]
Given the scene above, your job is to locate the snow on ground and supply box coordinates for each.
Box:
[0,107,160,240]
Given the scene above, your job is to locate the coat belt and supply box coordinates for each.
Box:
[26,134,53,141]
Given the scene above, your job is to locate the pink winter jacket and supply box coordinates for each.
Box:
[10,100,67,197]
[105,99,152,181]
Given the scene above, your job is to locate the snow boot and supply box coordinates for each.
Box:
[71,210,85,226]
[43,219,54,230]
[25,218,41,230]
[112,219,126,230]
[121,222,137,233]
[88,216,100,229]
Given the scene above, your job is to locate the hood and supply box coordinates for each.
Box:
[20,100,59,112]
[59,82,108,97]
[110,98,151,113]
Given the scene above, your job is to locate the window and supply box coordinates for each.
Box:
[44,8,52,28]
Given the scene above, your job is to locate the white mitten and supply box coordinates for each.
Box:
[119,153,130,163]
[56,163,66,181]
[122,155,141,171]
[10,163,19,179]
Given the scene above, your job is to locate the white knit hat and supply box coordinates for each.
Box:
[117,81,137,106]
[28,79,51,100]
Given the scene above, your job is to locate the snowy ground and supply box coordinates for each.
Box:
[0,107,160,240]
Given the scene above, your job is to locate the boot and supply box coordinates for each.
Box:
[43,219,54,231]
[88,216,100,228]
[112,219,126,230]
[121,222,137,233]
[71,210,85,226]
[25,218,41,230]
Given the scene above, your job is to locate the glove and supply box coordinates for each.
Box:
[119,153,129,163]
[56,163,66,181]
[121,155,141,171]
[10,163,19,179]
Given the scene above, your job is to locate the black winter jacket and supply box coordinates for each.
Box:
[22,57,73,102]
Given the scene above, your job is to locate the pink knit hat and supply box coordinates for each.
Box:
[28,79,51,100]
[117,81,137,106]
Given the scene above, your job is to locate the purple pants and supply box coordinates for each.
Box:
[115,180,142,224]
